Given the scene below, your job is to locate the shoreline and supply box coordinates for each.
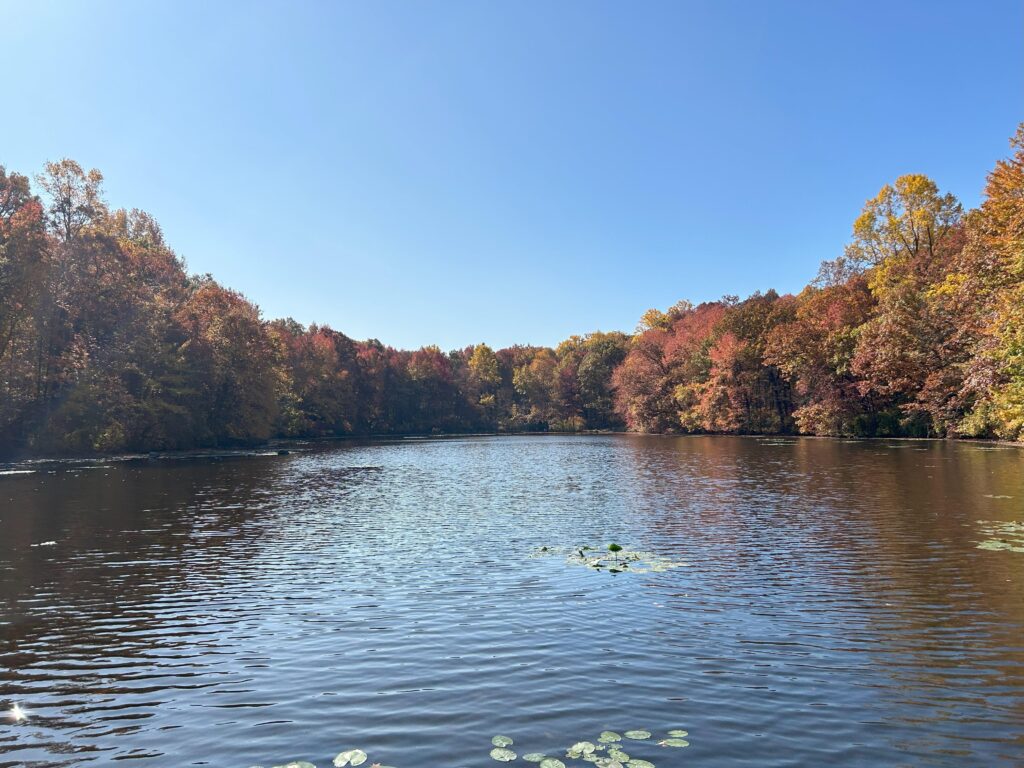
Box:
[2,430,1021,469]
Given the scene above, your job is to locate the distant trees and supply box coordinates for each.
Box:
[1,124,1023,455]
[764,280,874,435]
[616,126,1024,439]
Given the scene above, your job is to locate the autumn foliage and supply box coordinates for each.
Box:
[2,126,1023,455]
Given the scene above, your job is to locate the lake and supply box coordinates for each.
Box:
[1,435,1023,767]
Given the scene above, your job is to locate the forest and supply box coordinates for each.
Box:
[1,124,1022,456]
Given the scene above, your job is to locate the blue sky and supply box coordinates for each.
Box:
[3,1,1021,350]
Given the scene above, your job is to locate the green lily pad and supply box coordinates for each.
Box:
[563,547,685,573]
[977,539,1024,552]
[523,754,546,762]
[624,730,651,740]
[627,761,655,768]
[567,741,597,758]
[608,750,629,762]
[333,750,367,767]
[492,735,514,747]
[666,730,688,738]
[975,521,1024,553]
[659,738,689,747]
[540,759,566,768]
[490,748,517,762]
[598,731,622,743]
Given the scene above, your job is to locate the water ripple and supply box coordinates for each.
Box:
[1,436,1022,766]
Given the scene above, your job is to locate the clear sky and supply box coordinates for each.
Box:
[3,1,1021,350]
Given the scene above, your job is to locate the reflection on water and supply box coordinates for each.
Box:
[1,435,1022,766]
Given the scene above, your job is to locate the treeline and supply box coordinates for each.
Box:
[1,125,1022,456]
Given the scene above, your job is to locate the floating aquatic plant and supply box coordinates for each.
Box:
[658,738,689,747]
[333,749,367,767]
[262,726,689,768]
[566,741,597,758]
[533,545,685,574]
[975,520,1024,553]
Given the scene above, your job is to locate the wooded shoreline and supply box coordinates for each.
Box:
[2,125,1022,456]
[3,431,1022,467]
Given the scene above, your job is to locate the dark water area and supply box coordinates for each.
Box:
[1,435,1023,767]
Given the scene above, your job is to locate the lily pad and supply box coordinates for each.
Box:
[333,750,367,767]
[599,731,622,743]
[523,754,546,762]
[567,741,597,758]
[659,738,689,747]
[624,730,651,740]
[608,750,630,762]
[975,521,1024,553]
[490,748,517,762]
[492,735,514,747]
[540,759,566,768]
[557,546,686,573]
[627,761,655,768]
[666,730,688,738]
[978,539,1024,552]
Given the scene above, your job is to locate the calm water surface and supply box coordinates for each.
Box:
[1,435,1023,767]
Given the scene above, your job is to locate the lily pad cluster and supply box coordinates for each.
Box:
[975,520,1024,553]
[253,748,391,768]
[488,728,689,767]
[332,750,368,767]
[491,735,517,762]
[533,545,686,574]
[254,728,690,768]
